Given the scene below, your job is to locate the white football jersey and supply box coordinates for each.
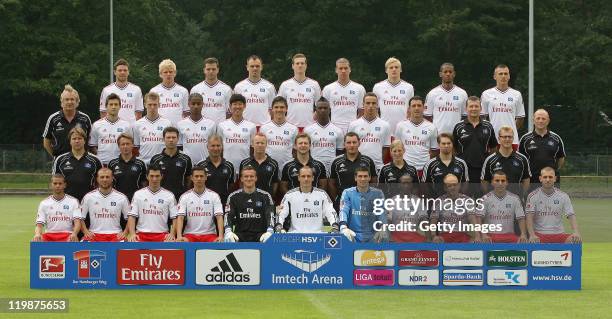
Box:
[278,78,321,127]
[177,117,217,165]
[234,78,276,125]
[177,189,223,235]
[128,187,178,233]
[322,81,366,133]
[99,82,144,123]
[372,79,414,135]
[217,119,257,173]
[133,116,172,165]
[424,85,468,134]
[481,87,525,144]
[394,119,439,170]
[81,189,130,234]
[36,195,81,233]
[303,122,344,174]
[190,80,233,123]
[88,118,132,164]
[260,121,298,167]
[526,187,574,234]
[347,117,391,170]
[476,191,525,234]
[149,83,189,126]
[278,188,338,233]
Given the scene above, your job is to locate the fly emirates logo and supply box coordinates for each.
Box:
[117,249,185,285]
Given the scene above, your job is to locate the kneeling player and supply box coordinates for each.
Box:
[527,167,581,243]
[126,164,178,242]
[176,166,224,242]
[276,166,339,233]
[477,171,527,243]
[388,175,428,243]
[430,174,478,243]
[33,175,81,242]
[224,166,275,242]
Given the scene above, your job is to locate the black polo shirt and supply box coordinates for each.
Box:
[482,151,531,184]
[196,157,235,205]
[519,130,566,181]
[52,152,102,201]
[378,160,419,184]
[423,156,469,197]
[281,157,327,189]
[330,152,377,198]
[108,156,147,201]
[150,150,192,201]
[453,119,497,169]
[239,155,279,194]
[43,111,92,157]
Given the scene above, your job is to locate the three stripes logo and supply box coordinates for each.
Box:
[196,249,260,285]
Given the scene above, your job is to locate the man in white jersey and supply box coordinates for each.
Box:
[89,93,132,165]
[394,96,438,175]
[304,98,344,173]
[481,64,525,148]
[276,166,339,233]
[33,175,81,242]
[322,58,366,133]
[176,166,224,242]
[234,55,276,127]
[278,53,321,130]
[149,59,189,126]
[80,168,130,242]
[526,167,581,243]
[424,63,468,134]
[126,164,178,242]
[260,96,298,166]
[372,57,415,135]
[190,57,233,123]
[133,92,172,165]
[348,92,391,170]
[217,94,257,174]
[99,59,143,123]
[177,93,217,165]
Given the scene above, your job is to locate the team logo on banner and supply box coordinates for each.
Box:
[73,250,106,279]
[39,256,65,279]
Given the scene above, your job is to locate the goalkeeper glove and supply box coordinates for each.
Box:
[274,223,286,233]
[340,225,355,242]
[259,228,274,242]
[329,223,340,234]
[224,230,239,242]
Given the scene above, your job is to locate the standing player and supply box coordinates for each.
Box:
[196,135,236,206]
[260,96,298,167]
[224,166,275,242]
[133,92,172,165]
[387,175,428,242]
[424,63,468,134]
[217,94,257,174]
[89,93,132,165]
[149,127,193,201]
[190,57,233,123]
[378,140,419,189]
[79,168,130,242]
[322,58,366,133]
[149,59,189,126]
[278,53,321,130]
[347,92,391,171]
[304,98,344,174]
[280,133,327,193]
[372,57,415,135]
[43,84,92,158]
[108,133,147,201]
[238,133,280,198]
[430,174,478,243]
[234,55,276,127]
[176,166,224,242]
[422,133,469,197]
[32,175,81,242]
[481,64,525,147]
[177,93,217,165]
[126,164,178,242]
[99,59,144,123]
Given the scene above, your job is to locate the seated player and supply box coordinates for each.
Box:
[430,174,478,243]
[80,168,130,242]
[126,164,178,242]
[527,167,581,243]
[276,166,339,233]
[176,166,224,242]
[387,175,428,243]
[33,175,81,242]
[476,170,527,243]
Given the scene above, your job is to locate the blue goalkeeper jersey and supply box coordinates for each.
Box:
[339,186,386,242]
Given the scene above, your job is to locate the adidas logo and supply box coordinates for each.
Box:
[205,253,251,283]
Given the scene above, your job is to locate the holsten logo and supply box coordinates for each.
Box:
[398,250,439,267]
[398,269,439,286]
[353,269,394,286]
[531,250,572,267]
[196,249,260,286]
[272,250,343,286]
[442,269,483,286]
[354,250,394,266]
[39,255,65,279]
[117,249,185,285]
[487,250,528,267]
[487,269,528,286]
[443,250,483,267]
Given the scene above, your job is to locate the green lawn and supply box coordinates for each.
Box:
[0,196,611,318]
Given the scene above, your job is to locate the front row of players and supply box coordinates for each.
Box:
[34,164,580,244]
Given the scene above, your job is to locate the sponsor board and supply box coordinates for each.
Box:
[39,256,65,279]
[443,250,483,267]
[487,269,528,286]
[271,250,344,286]
[398,250,439,267]
[353,250,394,266]
[398,269,439,286]
[442,269,484,286]
[532,250,572,267]
[487,250,528,267]
[196,249,260,286]
[73,250,106,279]
[117,249,185,285]
[353,269,394,286]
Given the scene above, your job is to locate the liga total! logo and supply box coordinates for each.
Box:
[398,250,439,267]
[39,255,65,279]
[117,249,185,285]
[353,269,395,286]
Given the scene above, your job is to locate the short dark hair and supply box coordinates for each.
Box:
[106,93,121,106]
[240,165,257,177]
[163,126,179,138]
[492,170,507,179]
[147,163,162,175]
[114,59,129,70]
[354,166,370,176]
[271,96,288,108]
[437,132,453,144]
[204,57,219,66]
[188,93,203,103]
[247,55,262,63]
[363,92,377,102]
[409,96,424,106]
[192,165,206,174]
[229,93,246,105]
[51,174,65,182]
[344,131,360,142]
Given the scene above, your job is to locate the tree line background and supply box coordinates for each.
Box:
[1,0,610,152]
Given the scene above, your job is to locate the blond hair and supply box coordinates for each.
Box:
[385,57,401,69]
[60,84,80,103]
[158,59,176,74]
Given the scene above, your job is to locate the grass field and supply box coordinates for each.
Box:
[1,196,611,319]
